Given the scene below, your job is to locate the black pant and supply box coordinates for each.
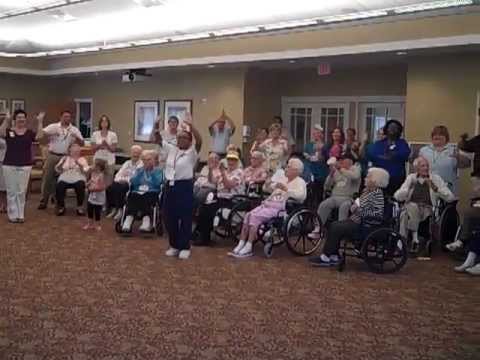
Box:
[323,220,360,256]
[87,202,102,221]
[164,180,194,251]
[106,181,129,208]
[197,198,231,244]
[56,181,85,208]
[126,192,158,219]
[461,207,480,242]
[385,175,405,197]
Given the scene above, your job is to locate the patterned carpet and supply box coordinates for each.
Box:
[1,195,479,360]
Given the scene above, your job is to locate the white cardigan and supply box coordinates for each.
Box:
[394,173,455,205]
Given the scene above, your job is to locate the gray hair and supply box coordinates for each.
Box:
[367,167,390,189]
[208,152,220,161]
[251,151,265,160]
[288,158,304,174]
[131,145,143,153]
[413,156,429,171]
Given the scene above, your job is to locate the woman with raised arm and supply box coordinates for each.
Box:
[161,113,202,260]
[0,110,44,223]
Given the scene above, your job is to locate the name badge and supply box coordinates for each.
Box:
[9,131,15,138]
[139,184,149,192]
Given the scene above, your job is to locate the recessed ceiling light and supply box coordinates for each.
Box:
[396,51,408,55]
[289,60,296,64]
[207,64,215,68]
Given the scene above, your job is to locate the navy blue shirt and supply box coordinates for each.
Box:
[367,138,411,179]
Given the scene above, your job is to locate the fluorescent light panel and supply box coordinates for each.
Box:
[263,19,318,30]
[323,10,388,22]
[394,0,473,13]
[212,26,260,36]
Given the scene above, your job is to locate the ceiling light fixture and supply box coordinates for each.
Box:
[322,10,388,23]
[396,51,408,55]
[169,32,211,41]
[0,0,92,20]
[393,0,473,13]
[263,19,318,30]
[212,26,260,36]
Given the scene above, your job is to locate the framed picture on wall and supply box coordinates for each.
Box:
[0,99,7,114]
[163,100,193,130]
[11,99,25,111]
[134,100,159,142]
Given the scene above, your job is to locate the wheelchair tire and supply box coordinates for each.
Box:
[439,206,460,250]
[361,228,407,274]
[226,205,247,242]
[285,209,322,256]
[115,220,123,234]
[263,242,273,258]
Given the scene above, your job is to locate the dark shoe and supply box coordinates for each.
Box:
[309,255,339,267]
[56,207,66,216]
[38,202,47,210]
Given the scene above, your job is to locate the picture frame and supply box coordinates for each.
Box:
[0,99,7,114]
[163,100,193,130]
[134,100,159,142]
[11,99,25,112]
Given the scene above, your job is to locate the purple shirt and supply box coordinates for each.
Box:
[3,128,36,166]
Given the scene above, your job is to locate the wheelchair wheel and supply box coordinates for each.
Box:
[361,228,407,274]
[263,242,273,258]
[115,220,123,233]
[258,220,284,247]
[226,205,247,242]
[285,209,321,256]
[439,205,460,250]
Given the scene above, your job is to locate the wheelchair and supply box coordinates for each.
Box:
[212,182,265,242]
[114,186,164,237]
[337,196,408,274]
[401,198,459,257]
[256,199,322,258]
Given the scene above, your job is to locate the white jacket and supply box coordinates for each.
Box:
[394,173,455,205]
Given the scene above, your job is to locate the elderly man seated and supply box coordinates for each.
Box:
[121,150,164,233]
[106,145,143,221]
[229,158,307,258]
[394,156,455,252]
[308,152,361,239]
[309,167,390,267]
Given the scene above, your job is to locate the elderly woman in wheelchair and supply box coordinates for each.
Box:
[228,158,307,258]
[193,152,222,207]
[309,167,396,268]
[117,150,164,234]
[394,156,455,254]
[194,150,244,246]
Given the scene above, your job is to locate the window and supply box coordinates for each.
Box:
[320,106,345,136]
[289,106,312,152]
[75,98,93,139]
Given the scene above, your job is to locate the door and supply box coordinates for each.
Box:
[358,102,405,143]
[75,98,93,139]
[287,105,313,152]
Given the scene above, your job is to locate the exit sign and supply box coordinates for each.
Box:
[317,63,331,76]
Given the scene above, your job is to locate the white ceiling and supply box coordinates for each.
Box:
[0,0,476,54]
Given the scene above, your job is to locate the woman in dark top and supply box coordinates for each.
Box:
[0,110,43,223]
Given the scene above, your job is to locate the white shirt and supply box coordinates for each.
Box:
[57,156,89,184]
[43,122,83,155]
[286,176,307,203]
[164,141,198,181]
[92,130,118,165]
[114,159,143,183]
[158,130,178,168]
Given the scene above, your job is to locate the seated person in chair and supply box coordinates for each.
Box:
[194,150,244,246]
[453,200,480,275]
[394,156,455,252]
[230,158,307,258]
[106,145,143,221]
[309,167,390,267]
[194,152,222,206]
[121,150,163,232]
[55,143,89,216]
[243,151,268,194]
[308,152,361,239]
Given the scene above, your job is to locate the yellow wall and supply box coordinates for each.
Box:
[65,68,246,159]
[406,54,480,208]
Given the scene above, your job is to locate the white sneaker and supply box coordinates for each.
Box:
[106,208,117,218]
[139,216,151,232]
[178,249,191,260]
[122,215,134,232]
[232,240,246,254]
[446,240,463,252]
[238,241,253,256]
[113,209,123,222]
[454,262,473,273]
[466,263,480,275]
[165,247,179,257]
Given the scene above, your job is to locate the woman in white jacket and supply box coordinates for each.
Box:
[394,156,455,252]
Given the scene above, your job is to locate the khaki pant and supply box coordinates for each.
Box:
[40,153,62,204]
[399,202,432,237]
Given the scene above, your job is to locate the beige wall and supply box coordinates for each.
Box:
[66,68,246,159]
[406,54,480,208]
[0,73,69,119]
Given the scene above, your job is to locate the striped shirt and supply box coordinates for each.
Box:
[350,188,384,224]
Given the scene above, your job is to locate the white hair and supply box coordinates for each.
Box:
[131,145,143,152]
[142,149,157,159]
[413,156,429,171]
[367,167,390,189]
[288,158,304,174]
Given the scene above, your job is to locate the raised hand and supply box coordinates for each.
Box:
[36,111,46,123]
